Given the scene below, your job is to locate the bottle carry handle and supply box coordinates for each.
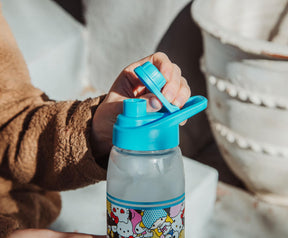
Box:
[135,95,207,131]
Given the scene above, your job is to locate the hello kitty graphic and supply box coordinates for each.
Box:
[110,204,130,224]
[107,200,185,238]
[114,220,134,238]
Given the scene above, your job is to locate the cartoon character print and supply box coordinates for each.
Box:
[136,223,154,238]
[107,200,117,238]
[142,209,173,238]
[113,220,134,238]
[178,230,184,238]
[169,202,185,238]
[130,209,153,238]
[170,215,183,238]
[107,201,184,238]
[111,204,130,224]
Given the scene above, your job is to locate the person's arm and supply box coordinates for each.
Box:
[0,5,109,236]
[0,6,107,191]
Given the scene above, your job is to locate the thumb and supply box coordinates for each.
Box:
[139,93,162,112]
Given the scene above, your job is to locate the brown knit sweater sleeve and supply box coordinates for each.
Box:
[0,9,107,189]
[0,5,109,237]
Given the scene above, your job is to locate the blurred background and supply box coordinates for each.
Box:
[3,0,237,185]
[2,0,288,237]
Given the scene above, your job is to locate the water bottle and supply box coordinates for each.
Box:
[106,62,207,238]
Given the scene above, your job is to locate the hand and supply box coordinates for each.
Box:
[8,229,105,238]
[92,52,191,156]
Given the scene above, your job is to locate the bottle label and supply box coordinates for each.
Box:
[107,193,185,238]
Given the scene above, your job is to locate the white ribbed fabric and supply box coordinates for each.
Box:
[84,0,191,94]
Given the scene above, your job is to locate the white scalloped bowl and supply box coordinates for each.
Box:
[192,0,288,205]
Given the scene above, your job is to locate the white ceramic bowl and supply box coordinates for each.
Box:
[192,0,288,205]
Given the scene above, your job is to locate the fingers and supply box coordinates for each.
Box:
[120,52,191,108]
[124,52,170,76]
[121,52,171,92]
[8,229,105,238]
[149,53,191,108]
[161,63,181,105]
[139,93,162,112]
[173,76,191,108]
[180,119,187,126]
[162,71,190,108]
[150,52,174,83]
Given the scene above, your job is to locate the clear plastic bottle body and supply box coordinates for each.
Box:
[107,146,185,202]
[106,146,185,238]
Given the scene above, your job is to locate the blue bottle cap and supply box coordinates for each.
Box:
[112,62,208,151]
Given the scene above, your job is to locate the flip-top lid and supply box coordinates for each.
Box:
[112,62,207,151]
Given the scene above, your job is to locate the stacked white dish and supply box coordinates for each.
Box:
[192,0,288,205]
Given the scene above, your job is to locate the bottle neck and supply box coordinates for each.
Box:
[113,145,179,155]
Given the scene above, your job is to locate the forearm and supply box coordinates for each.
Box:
[0,4,107,190]
[0,4,108,236]
[0,95,107,190]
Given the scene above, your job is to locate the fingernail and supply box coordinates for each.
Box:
[174,97,184,108]
[180,120,187,126]
[150,97,162,110]
[174,100,182,108]
[164,90,174,102]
